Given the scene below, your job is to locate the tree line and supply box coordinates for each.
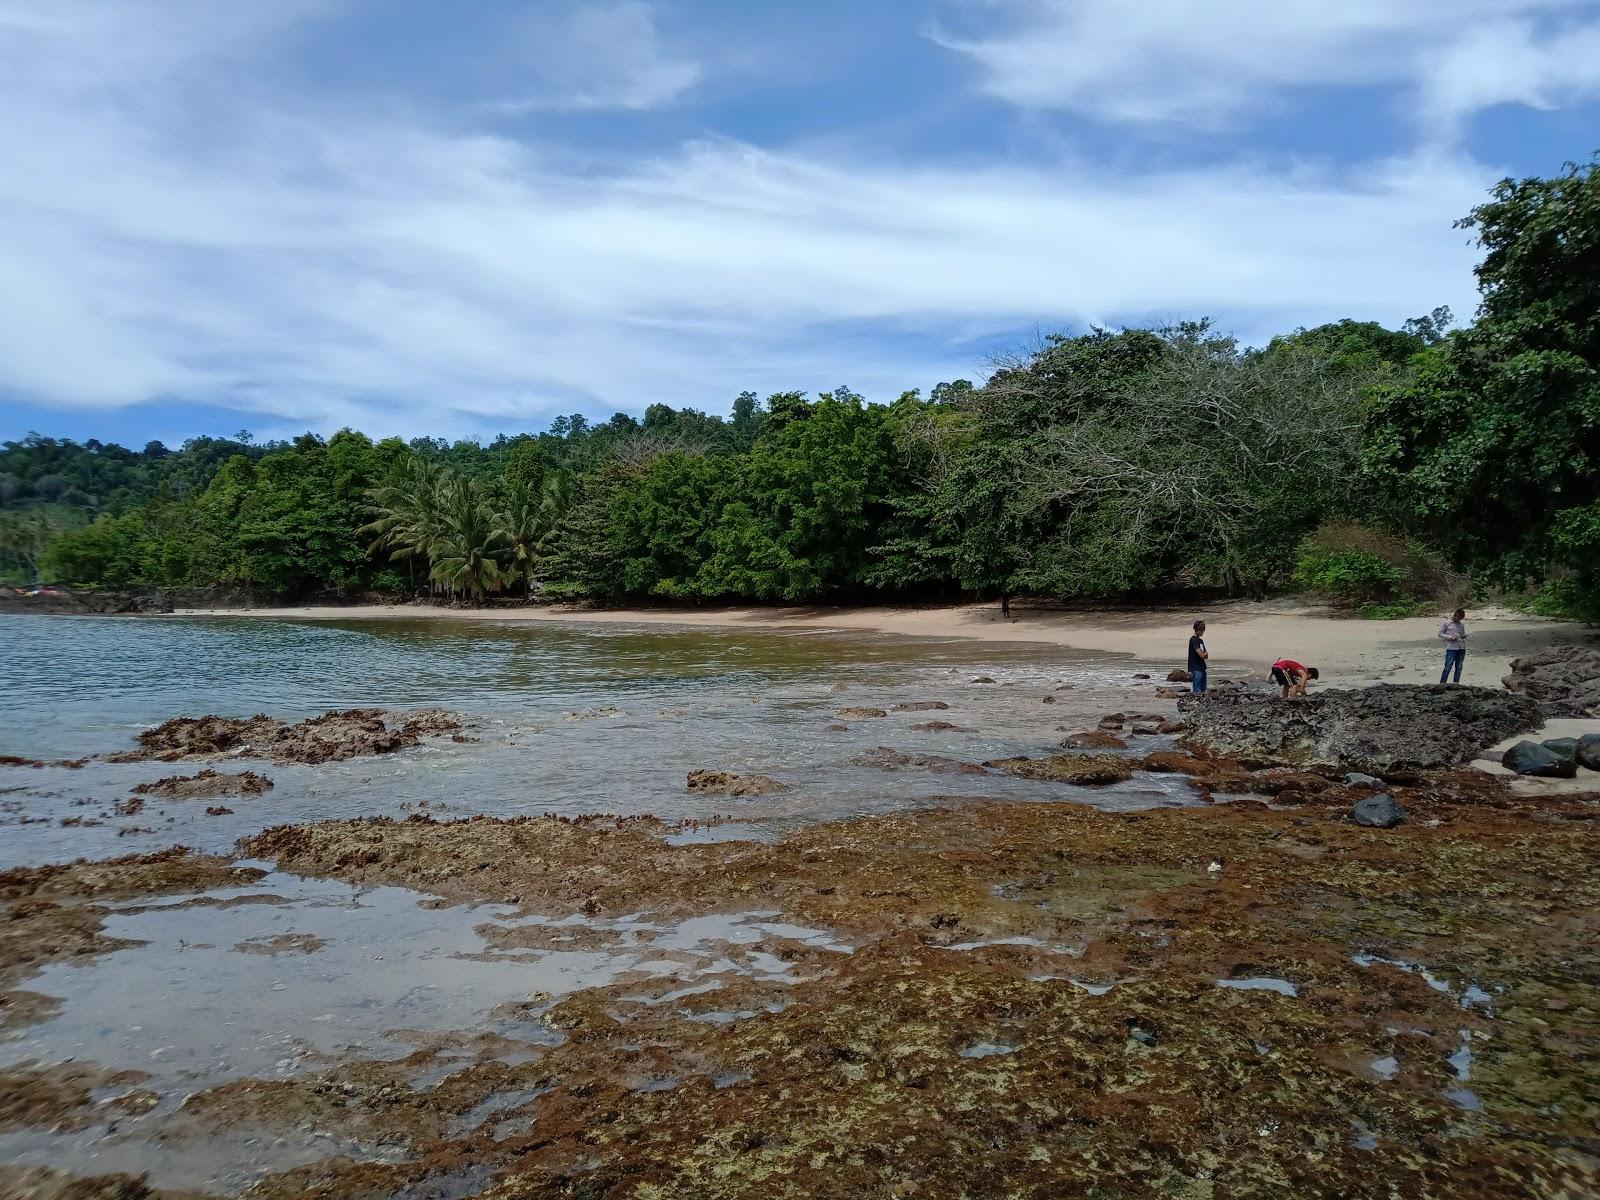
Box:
[5,157,1597,617]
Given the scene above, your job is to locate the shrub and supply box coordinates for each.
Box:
[1292,522,1458,612]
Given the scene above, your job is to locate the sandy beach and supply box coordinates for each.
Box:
[173,598,1594,691]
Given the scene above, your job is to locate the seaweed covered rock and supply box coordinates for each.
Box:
[850,748,986,775]
[1502,645,1600,716]
[1178,685,1541,774]
[1060,731,1127,750]
[982,754,1134,786]
[128,708,462,765]
[686,770,789,796]
[132,769,274,799]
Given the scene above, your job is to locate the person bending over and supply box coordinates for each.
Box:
[1187,620,1209,694]
[1270,658,1318,699]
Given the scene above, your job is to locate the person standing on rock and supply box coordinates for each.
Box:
[1438,608,1468,685]
[1188,621,1209,694]
[1270,658,1318,699]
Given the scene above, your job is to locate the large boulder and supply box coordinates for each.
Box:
[1503,645,1600,716]
[1579,734,1600,772]
[1501,740,1578,778]
[1178,685,1541,774]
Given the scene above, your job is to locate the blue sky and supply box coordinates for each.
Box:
[2,0,1598,447]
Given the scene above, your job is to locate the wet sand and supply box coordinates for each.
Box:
[171,598,1594,689]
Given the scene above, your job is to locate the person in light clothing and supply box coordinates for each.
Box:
[1438,608,1468,684]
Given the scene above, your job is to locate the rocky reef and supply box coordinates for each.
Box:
[123,707,463,765]
[1179,684,1542,774]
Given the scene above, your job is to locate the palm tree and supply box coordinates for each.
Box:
[362,456,447,594]
[493,470,577,599]
[429,475,509,603]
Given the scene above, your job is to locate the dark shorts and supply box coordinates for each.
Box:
[1271,666,1292,688]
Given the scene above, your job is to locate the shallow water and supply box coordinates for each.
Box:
[1,612,1199,1192]
[1,614,1193,867]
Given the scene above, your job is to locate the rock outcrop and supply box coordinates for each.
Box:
[1503,645,1600,716]
[1178,685,1541,774]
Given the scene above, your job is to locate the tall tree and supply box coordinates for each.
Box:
[1364,155,1600,607]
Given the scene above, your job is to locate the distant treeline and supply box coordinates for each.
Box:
[4,157,1596,617]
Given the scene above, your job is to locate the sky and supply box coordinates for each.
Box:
[2,1,1599,447]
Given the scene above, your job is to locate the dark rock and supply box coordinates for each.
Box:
[1060,731,1127,750]
[892,701,950,712]
[1178,684,1542,774]
[1352,795,1406,828]
[837,707,888,719]
[824,723,850,732]
[1155,686,1191,699]
[910,720,963,732]
[1158,719,1187,734]
[1542,737,1579,761]
[1578,734,1600,772]
[1133,673,1151,680]
[1130,724,1162,736]
[1343,772,1382,789]
[1042,695,1057,705]
[970,677,996,685]
[1167,669,1192,683]
[1501,740,1578,778]
[1503,645,1600,716]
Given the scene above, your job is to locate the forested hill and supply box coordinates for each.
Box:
[3,158,1597,618]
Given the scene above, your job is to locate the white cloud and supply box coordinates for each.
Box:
[0,0,1507,440]
[492,1,702,114]
[933,0,1600,130]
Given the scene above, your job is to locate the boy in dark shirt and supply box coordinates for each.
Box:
[1188,621,1209,693]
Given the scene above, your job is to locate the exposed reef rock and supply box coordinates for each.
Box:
[1502,644,1600,715]
[982,754,1134,786]
[132,769,274,799]
[850,747,987,775]
[1060,731,1128,750]
[836,707,888,719]
[1179,685,1541,774]
[686,770,789,796]
[225,773,1600,1200]
[125,707,463,764]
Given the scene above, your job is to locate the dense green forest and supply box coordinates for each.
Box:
[4,158,1596,616]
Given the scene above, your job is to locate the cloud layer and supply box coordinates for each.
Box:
[934,0,1600,130]
[0,1,1592,439]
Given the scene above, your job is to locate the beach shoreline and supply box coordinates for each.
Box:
[167,598,1594,690]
